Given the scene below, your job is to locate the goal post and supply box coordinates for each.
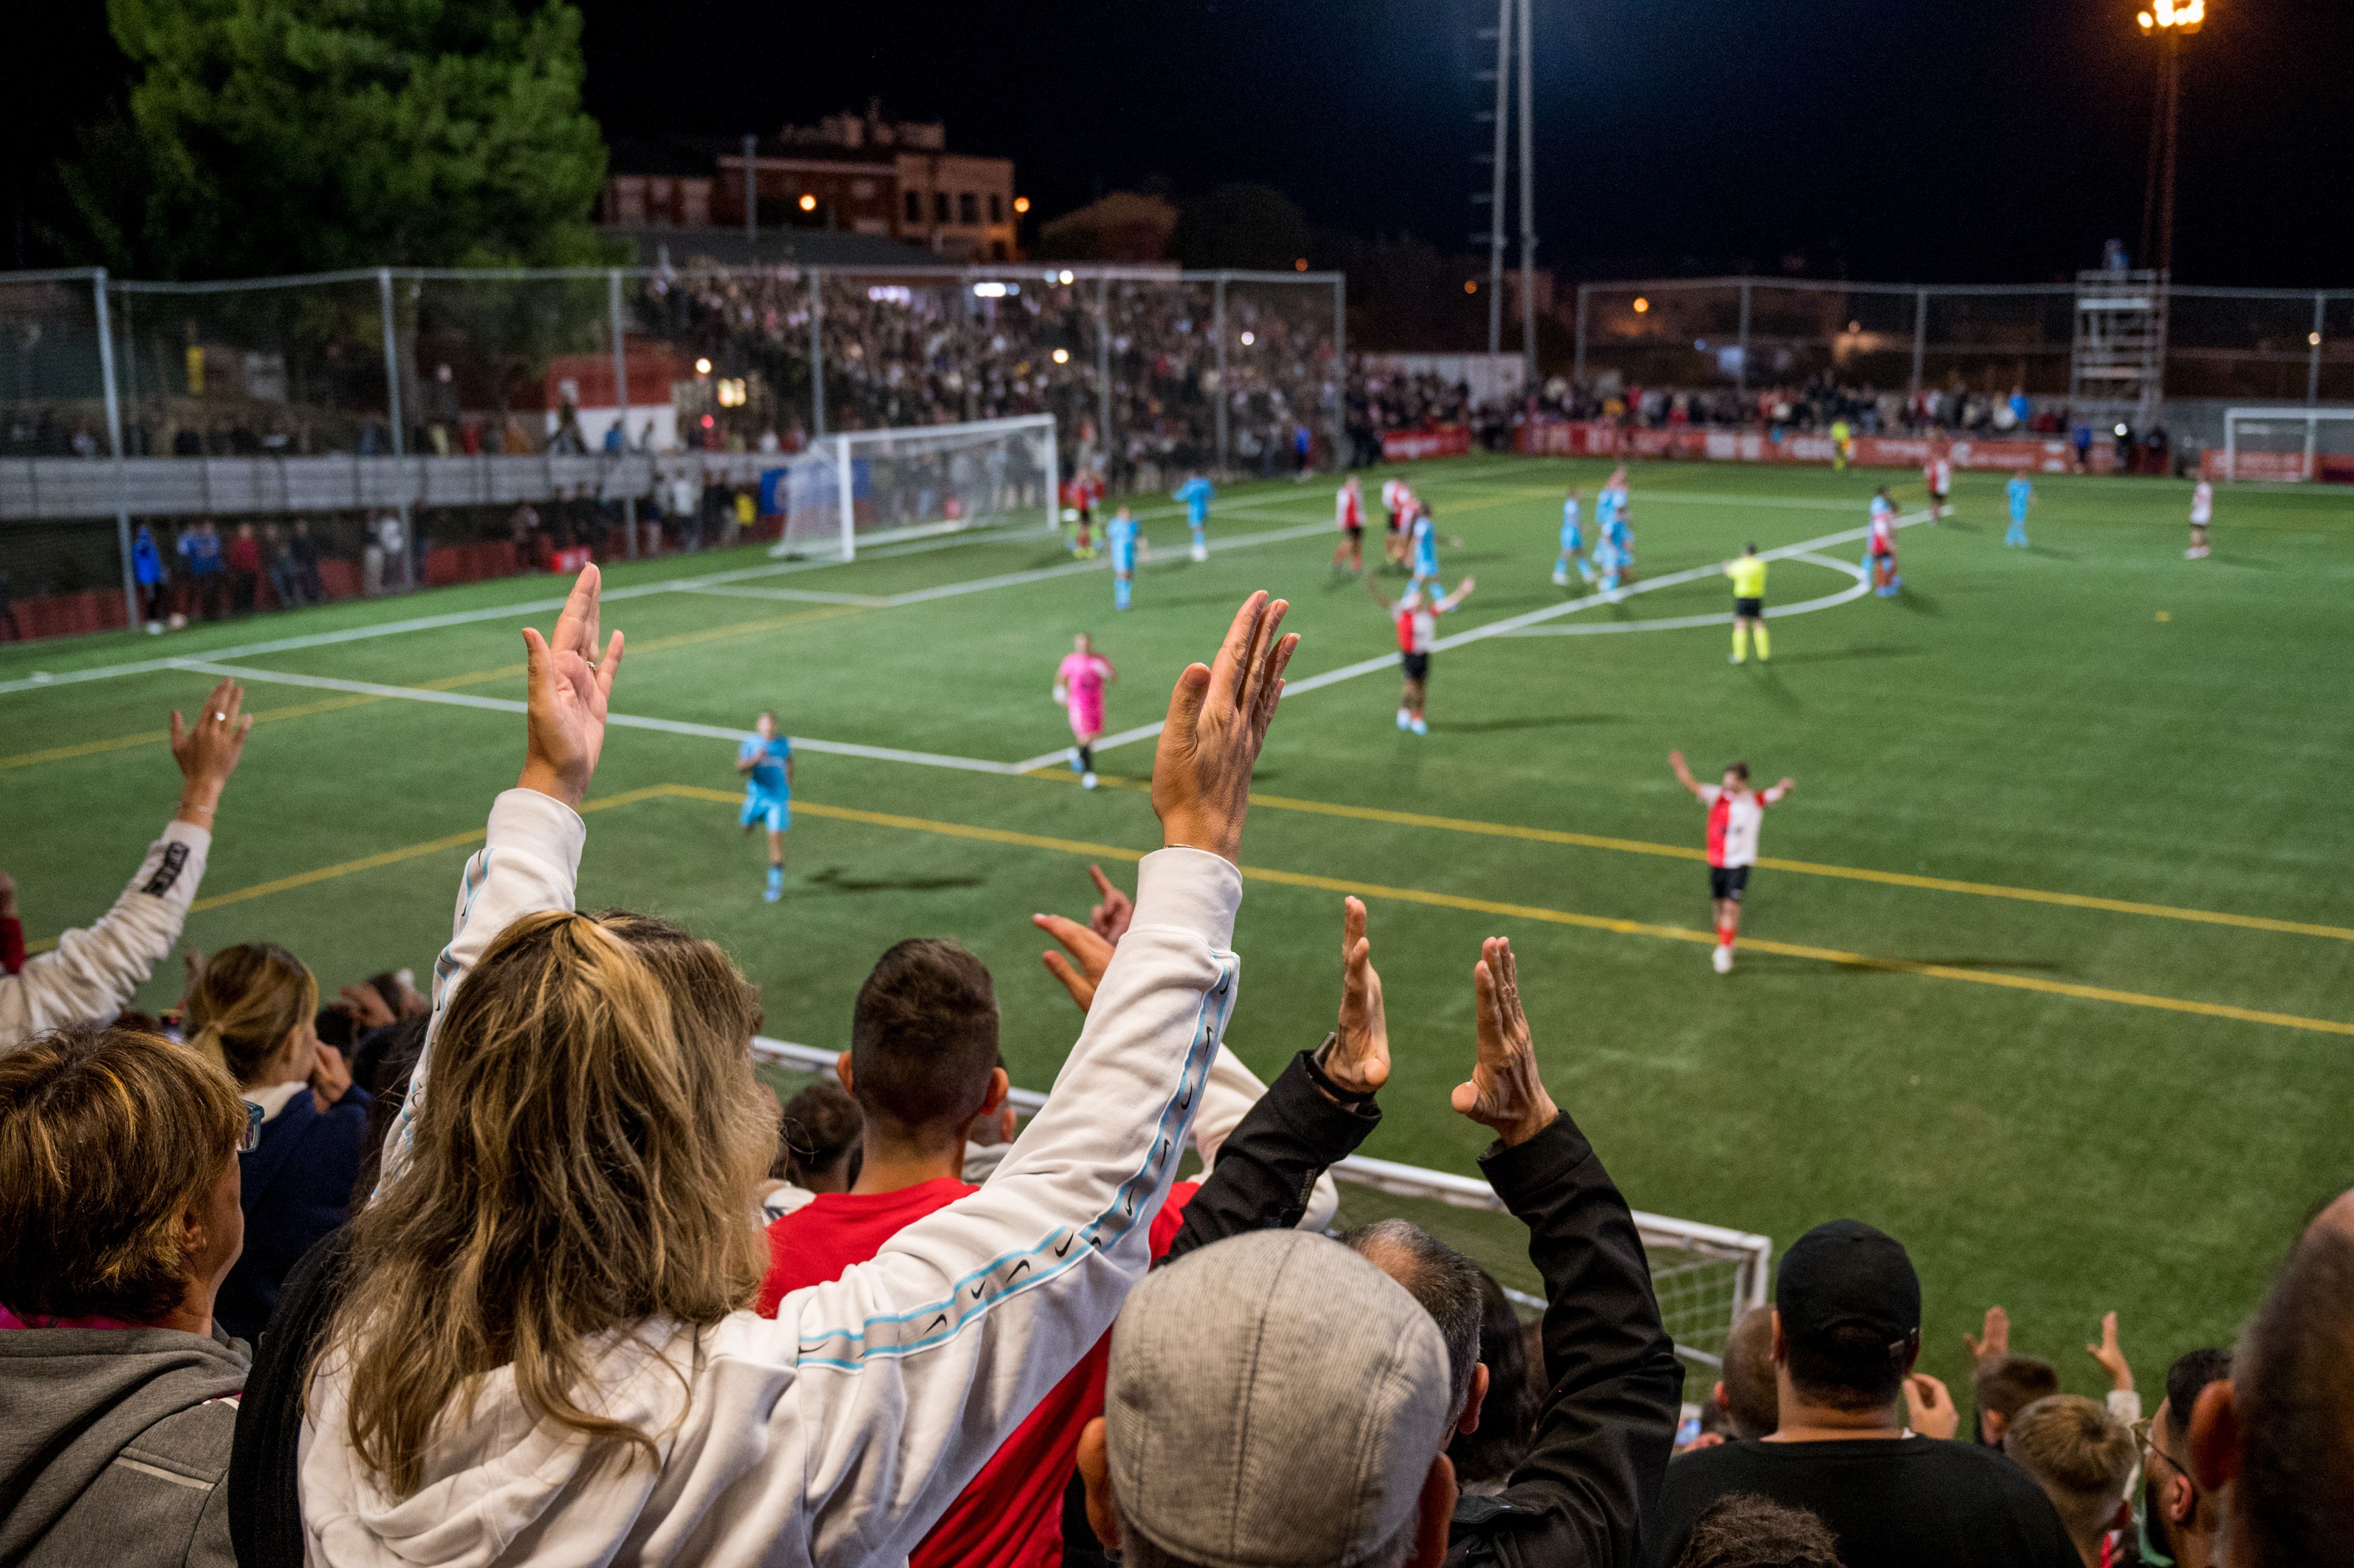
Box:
[771,413,1058,559]
[751,1036,1771,1369]
[2219,407,2354,483]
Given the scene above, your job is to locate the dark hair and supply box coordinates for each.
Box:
[1726,761,1751,781]
[0,1027,247,1322]
[354,1014,429,1198]
[848,939,1000,1144]
[1721,1304,1778,1439]
[776,1078,863,1188]
[1785,1323,1912,1414]
[1975,1354,2061,1423]
[1342,1218,1485,1424]
[1449,1270,1536,1485]
[1672,1493,1844,1568]
[2163,1345,2231,1433]
[2234,1224,2354,1568]
[1744,542,1758,554]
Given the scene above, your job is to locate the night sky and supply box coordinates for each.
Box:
[11,0,2351,286]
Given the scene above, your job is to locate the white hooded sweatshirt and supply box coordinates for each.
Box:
[299,788,1240,1567]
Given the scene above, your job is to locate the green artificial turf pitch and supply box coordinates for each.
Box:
[4,453,2350,1397]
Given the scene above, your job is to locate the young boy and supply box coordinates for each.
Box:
[2005,470,2034,548]
[1669,750,1795,973]
[2186,479,2213,559]
[1867,486,1902,595]
[1332,473,1365,576]
[1053,632,1115,789]
[1107,506,1145,609]
[736,711,795,901]
[1724,543,1770,664]
[1172,472,1215,562]
[1371,576,1475,736]
[1553,486,1589,587]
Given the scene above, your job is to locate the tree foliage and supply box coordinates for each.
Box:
[1174,184,1312,272]
[64,0,609,278]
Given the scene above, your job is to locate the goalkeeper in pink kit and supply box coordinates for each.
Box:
[1053,632,1116,789]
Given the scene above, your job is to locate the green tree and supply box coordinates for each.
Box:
[66,0,609,278]
[1173,184,1312,272]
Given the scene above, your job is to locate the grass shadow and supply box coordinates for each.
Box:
[1435,713,1622,734]
[1764,644,1924,666]
[807,867,986,895]
[1892,590,1943,616]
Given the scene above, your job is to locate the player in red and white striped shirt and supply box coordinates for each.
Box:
[1924,448,1953,520]
[1332,473,1366,575]
[1670,750,1795,973]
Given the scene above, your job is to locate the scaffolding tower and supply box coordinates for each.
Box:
[2069,267,2167,423]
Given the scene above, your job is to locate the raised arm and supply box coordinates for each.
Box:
[1763,776,1795,804]
[381,566,622,1184]
[1667,749,1705,799]
[0,676,250,1053]
[1458,938,1684,1567]
[1439,575,1478,612]
[776,594,1298,1565]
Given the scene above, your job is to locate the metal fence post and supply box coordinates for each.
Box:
[1096,273,1113,481]
[1574,283,1588,383]
[1735,279,1751,395]
[1911,288,1928,397]
[91,269,137,629]
[835,432,855,560]
[609,269,636,559]
[1213,274,1229,475]
[377,268,410,587]
[808,267,827,439]
[1332,273,1348,471]
[2310,291,2326,407]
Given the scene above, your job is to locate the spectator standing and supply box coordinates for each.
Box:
[133,523,171,631]
[0,678,251,1054]
[2003,1395,2137,1568]
[225,522,263,616]
[2140,1348,2230,1568]
[290,519,326,602]
[263,524,303,609]
[181,520,226,621]
[185,944,371,1343]
[1643,1220,2077,1568]
[0,1027,253,1568]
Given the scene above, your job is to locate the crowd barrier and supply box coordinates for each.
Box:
[1380,425,1474,462]
[1518,420,2119,474]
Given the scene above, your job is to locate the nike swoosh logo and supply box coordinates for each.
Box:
[972,1282,986,1300]
[1008,1260,1030,1281]
[926,1314,947,1332]
[1056,1237,1074,1258]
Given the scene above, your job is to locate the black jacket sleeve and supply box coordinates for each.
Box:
[228,1224,356,1568]
[1448,1114,1686,1568]
[1160,1048,1380,1265]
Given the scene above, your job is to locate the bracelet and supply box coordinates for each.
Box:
[1306,1033,1379,1107]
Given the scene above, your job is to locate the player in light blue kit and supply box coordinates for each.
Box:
[2004,470,2034,547]
[1172,473,1215,561]
[1598,468,1634,580]
[1552,485,1592,587]
[1107,504,1146,608]
[1406,499,1462,602]
[736,710,795,901]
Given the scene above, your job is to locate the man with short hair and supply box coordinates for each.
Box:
[2004,1395,2138,1567]
[1976,1356,2063,1447]
[1643,1219,2078,1568]
[2140,1348,2230,1568]
[2186,1188,2354,1568]
[1715,1304,1779,1441]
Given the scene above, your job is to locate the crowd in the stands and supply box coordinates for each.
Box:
[0,573,2345,1568]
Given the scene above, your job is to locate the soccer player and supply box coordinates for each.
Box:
[1829,415,1854,472]
[1552,486,1590,587]
[1052,632,1115,789]
[736,711,795,902]
[1669,750,1794,974]
[1867,486,1902,595]
[1380,475,1411,567]
[1062,476,1094,559]
[1925,446,1954,521]
[1405,499,1463,602]
[1107,504,1145,609]
[2186,478,2213,558]
[1370,576,1474,735]
[1332,473,1365,575]
[2004,470,2034,547]
[1172,472,1215,562]
[1599,467,1635,580]
[1724,543,1770,664]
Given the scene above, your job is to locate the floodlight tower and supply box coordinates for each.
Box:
[1473,0,1538,382]
[2136,0,2204,278]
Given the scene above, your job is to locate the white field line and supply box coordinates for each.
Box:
[0,490,1326,698]
[1497,551,1869,636]
[1004,512,1928,771]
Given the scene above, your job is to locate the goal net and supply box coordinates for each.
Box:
[773,413,1058,559]
[751,1037,1770,1371]
[2218,407,2354,483]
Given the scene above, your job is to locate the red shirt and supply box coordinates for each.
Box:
[758,1175,1198,1568]
[225,534,262,574]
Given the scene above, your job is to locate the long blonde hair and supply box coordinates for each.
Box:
[330,909,773,1495]
[185,942,318,1086]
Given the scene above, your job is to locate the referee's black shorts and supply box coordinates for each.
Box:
[1733,596,1763,619]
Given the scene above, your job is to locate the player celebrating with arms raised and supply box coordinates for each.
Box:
[1053,632,1115,789]
[737,711,795,902]
[1369,575,1474,735]
[1670,751,1794,973]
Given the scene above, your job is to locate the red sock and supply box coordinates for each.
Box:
[1717,925,1737,947]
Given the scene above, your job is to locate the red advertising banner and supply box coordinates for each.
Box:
[1381,425,1473,462]
[1517,421,2108,474]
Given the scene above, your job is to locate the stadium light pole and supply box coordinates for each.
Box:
[1516,0,1537,387]
[2135,1,2203,277]
[1483,0,1510,355]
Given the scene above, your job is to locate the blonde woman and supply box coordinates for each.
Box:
[297,566,1297,1566]
[187,943,370,1343]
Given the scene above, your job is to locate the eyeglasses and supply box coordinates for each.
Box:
[240,1100,264,1154]
[2131,1415,2196,1488]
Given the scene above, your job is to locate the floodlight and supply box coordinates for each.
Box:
[799,193,817,212]
[1240,331,1256,346]
[694,357,712,374]
[1633,297,1650,313]
[1052,348,1070,363]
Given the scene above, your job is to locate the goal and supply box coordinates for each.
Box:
[751,1037,1770,1370]
[2218,407,2354,483]
[772,413,1059,559]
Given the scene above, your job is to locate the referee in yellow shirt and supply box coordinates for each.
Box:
[1725,543,1770,663]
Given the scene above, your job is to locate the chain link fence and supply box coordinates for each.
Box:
[0,264,1342,643]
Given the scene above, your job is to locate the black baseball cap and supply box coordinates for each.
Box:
[1776,1219,1921,1350]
